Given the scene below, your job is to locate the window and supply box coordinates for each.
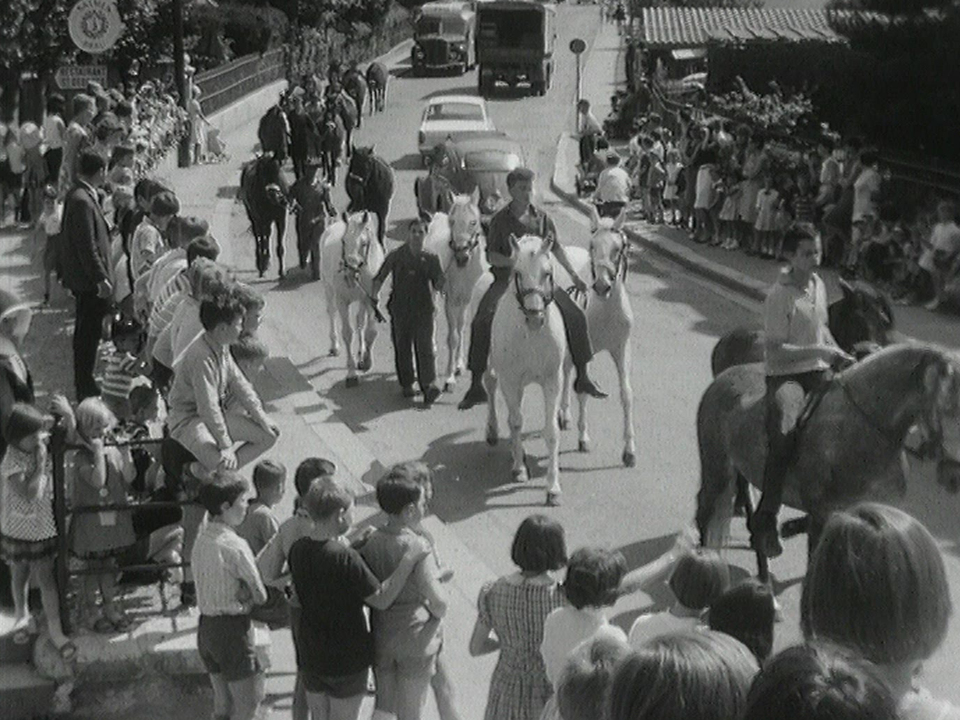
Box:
[464,151,521,172]
[428,103,485,122]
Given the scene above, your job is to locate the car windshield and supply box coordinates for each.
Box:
[464,150,521,172]
[427,103,484,122]
[417,17,442,34]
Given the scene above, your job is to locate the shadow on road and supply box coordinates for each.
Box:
[391,153,425,171]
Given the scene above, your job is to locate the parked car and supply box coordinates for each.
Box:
[419,134,525,225]
[418,95,497,163]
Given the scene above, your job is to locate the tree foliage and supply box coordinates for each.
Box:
[711,77,819,140]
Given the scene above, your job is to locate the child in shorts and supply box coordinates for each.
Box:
[32,185,62,304]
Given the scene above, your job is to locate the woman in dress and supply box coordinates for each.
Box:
[469,515,568,720]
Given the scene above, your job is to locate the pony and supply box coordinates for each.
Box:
[345,146,395,247]
[366,61,388,114]
[238,154,288,278]
[318,211,385,387]
[341,67,368,127]
[483,234,568,506]
[710,278,895,377]
[318,105,345,186]
[559,208,636,467]
[695,343,960,580]
[423,189,490,391]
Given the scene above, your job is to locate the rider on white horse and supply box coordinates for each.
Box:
[458,167,607,410]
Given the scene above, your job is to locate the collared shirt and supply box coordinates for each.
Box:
[763,269,829,377]
[166,333,268,449]
[191,519,267,616]
[372,244,444,317]
[130,216,166,280]
[486,203,558,281]
[595,166,632,203]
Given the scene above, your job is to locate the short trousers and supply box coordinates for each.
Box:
[197,614,261,682]
[0,533,57,562]
[301,669,368,698]
[376,653,437,679]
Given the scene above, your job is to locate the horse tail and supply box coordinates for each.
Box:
[694,387,737,549]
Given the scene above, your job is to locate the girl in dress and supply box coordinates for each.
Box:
[69,397,136,632]
[718,172,742,250]
[662,149,683,226]
[754,173,781,258]
[0,403,75,658]
[470,515,568,720]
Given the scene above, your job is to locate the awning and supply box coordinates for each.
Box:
[670,48,708,61]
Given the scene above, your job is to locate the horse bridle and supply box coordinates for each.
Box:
[514,267,555,320]
[448,227,482,267]
[340,226,373,278]
[590,230,629,290]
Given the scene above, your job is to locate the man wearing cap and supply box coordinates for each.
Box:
[459,167,606,409]
[61,151,113,400]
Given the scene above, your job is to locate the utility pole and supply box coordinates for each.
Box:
[173,0,191,168]
[569,37,586,132]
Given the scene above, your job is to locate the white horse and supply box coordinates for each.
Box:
[484,234,570,506]
[560,208,637,467]
[318,211,384,387]
[424,190,490,391]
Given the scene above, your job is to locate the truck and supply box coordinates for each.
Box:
[475,1,557,97]
[412,1,477,76]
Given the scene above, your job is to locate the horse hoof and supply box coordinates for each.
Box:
[454,367,463,377]
[443,381,453,393]
[558,415,569,431]
[512,468,528,483]
[329,348,340,357]
[623,451,636,467]
[345,376,359,388]
[546,491,562,507]
[486,432,498,446]
[357,357,372,372]
[578,439,591,453]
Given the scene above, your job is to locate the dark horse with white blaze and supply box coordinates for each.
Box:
[366,62,388,114]
[695,343,960,580]
[239,154,289,278]
[711,278,896,377]
[345,146,394,247]
[341,67,368,127]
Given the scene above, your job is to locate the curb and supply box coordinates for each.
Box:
[549,132,767,304]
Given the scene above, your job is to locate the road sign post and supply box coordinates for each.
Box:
[569,38,586,132]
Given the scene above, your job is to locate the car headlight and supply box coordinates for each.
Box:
[452,44,464,57]
[414,46,424,58]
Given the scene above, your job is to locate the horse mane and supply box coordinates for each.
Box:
[841,342,954,386]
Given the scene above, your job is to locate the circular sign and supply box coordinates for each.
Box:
[69,0,124,54]
[569,38,586,55]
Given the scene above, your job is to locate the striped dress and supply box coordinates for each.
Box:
[478,576,565,720]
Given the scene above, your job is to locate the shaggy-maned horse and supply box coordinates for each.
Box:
[319,211,385,387]
[345,146,394,247]
[695,343,960,580]
[483,234,569,506]
[711,278,895,377]
[341,67,368,127]
[238,155,288,278]
[559,208,636,467]
[423,190,490,391]
[366,62,388,114]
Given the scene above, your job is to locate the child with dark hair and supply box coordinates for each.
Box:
[628,549,729,649]
[289,478,429,720]
[257,457,337,720]
[237,459,286,556]
[192,472,267,720]
[556,634,631,720]
[708,578,775,663]
[100,316,147,421]
[742,644,898,720]
[361,466,448,720]
[470,515,568,720]
[540,547,627,720]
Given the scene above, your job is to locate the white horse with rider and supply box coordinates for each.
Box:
[319,211,385,386]
[423,189,491,391]
[481,209,635,505]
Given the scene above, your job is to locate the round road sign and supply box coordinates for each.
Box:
[569,38,586,55]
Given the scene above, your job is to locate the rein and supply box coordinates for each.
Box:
[338,225,385,322]
[838,376,935,460]
[590,231,629,290]
[513,269,555,320]
[447,228,481,269]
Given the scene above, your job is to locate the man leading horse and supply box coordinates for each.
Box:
[749,225,854,558]
[458,167,607,410]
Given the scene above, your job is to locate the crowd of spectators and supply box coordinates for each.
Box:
[585,104,960,313]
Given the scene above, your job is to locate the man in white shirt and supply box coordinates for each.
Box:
[577,99,604,168]
[594,153,632,218]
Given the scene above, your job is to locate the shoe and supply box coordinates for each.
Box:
[574,375,608,399]
[423,386,441,406]
[748,511,783,558]
[401,385,417,398]
[458,383,488,410]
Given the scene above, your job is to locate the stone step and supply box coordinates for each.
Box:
[0,663,57,720]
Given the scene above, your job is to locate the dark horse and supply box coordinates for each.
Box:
[341,66,368,128]
[239,155,289,278]
[696,343,960,581]
[366,62,388,114]
[318,106,345,186]
[345,145,394,247]
[326,90,358,158]
[711,278,896,377]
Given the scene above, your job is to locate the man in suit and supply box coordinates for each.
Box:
[61,150,113,399]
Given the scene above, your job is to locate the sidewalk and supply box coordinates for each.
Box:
[551,17,960,349]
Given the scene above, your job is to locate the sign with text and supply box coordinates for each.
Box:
[68,0,124,54]
[54,64,109,90]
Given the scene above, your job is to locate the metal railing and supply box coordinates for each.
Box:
[195,48,286,116]
[51,424,195,635]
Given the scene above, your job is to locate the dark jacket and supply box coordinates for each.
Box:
[60,181,111,293]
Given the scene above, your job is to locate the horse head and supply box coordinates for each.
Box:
[510,234,555,329]
[339,210,379,287]
[448,189,483,268]
[833,277,895,353]
[918,350,960,493]
[588,205,629,298]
